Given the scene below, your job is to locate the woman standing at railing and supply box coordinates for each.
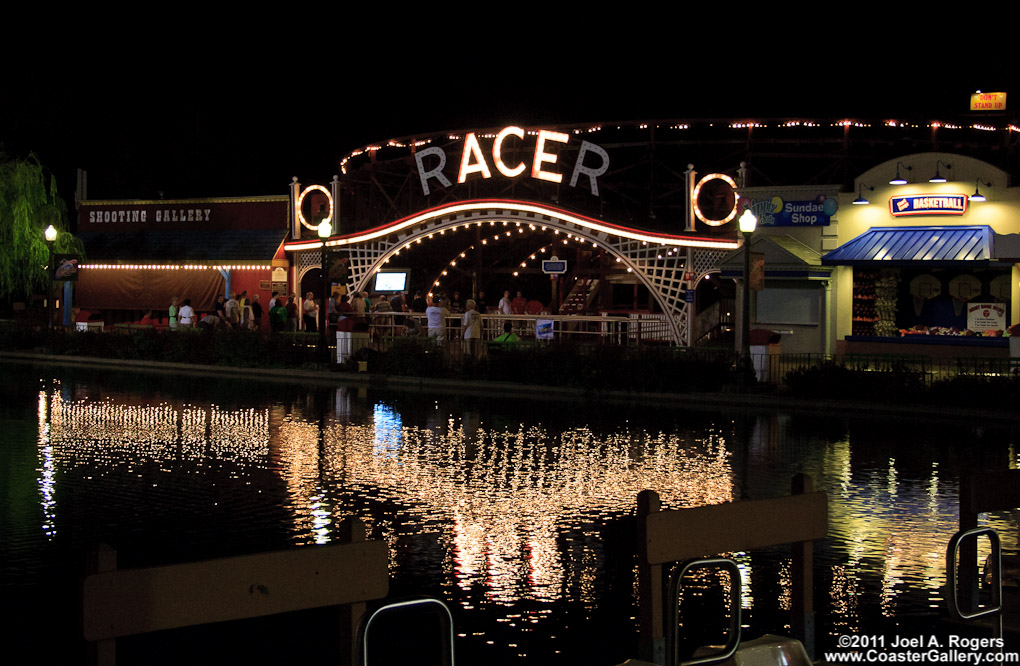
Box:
[302,291,318,333]
[426,296,449,346]
[462,299,481,356]
[372,293,392,339]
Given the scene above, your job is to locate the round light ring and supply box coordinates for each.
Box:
[692,173,738,226]
[296,185,334,232]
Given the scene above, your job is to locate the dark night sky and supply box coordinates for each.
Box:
[3,24,1015,208]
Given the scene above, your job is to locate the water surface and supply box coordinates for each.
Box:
[2,362,1016,664]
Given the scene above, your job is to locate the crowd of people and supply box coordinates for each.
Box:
[161,287,537,353]
[164,291,273,331]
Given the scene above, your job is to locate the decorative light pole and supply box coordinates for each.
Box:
[317,219,332,363]
[44,224,57,332]
[738,208,757,386]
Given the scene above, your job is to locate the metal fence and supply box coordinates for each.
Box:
[766,352,1020,387]
[45,312,1020,387]
[338,317,1020,387]
[344,312,662,346]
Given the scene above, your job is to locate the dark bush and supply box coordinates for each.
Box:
[1,326,314,368]
[926,374,1020,409]
[784,361,926,402]
[8,324,1020,409]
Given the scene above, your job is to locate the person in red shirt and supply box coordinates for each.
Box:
[511,290,527,315]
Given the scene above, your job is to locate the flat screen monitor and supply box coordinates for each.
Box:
[373,270,410,293]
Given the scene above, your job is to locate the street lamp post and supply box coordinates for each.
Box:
[317,220,332,364]
[44,225,57,332]
[738,209,757,386]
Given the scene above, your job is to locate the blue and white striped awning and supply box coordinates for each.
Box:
[821,226,997,266]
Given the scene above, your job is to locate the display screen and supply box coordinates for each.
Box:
[373,270,409,292]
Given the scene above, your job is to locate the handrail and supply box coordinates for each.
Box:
[357,597,456,666]
[946,527,1002,638]
[80,523,388,666]
[668,558,742,666]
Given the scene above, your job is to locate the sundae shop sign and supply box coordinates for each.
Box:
[415,126,610,196]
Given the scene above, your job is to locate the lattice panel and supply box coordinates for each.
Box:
[563,234,690,345]
[693,249,729,278]
[297,250,321,273]
[345,241,393,295]
[618,241,690,314]
[294,204,735,345]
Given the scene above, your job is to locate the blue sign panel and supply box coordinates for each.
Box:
[889,194,967,217]
[542,259,567,274]
[747,196,836,227]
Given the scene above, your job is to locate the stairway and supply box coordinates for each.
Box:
[560,278,599,314]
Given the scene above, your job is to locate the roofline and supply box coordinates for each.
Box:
[79,195,290,206]
[284,199,740,251]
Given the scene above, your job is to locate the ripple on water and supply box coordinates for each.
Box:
[4,369,1019,664]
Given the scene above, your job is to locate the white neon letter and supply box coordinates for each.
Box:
[415,146,452,196]
[458,133,492,183]
[569,140,610,196]
[532,130,569,183]
[493,126,526,178]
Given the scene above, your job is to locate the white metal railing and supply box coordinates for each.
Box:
[349,312,645,343]
[621,313,680,343]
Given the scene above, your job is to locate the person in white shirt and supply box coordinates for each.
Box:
[302,291,318,332]
[224,294,240,326]
[178,299,195,328]
[499,290,512,315]
[461,299,481,356]
[425,297,449,345]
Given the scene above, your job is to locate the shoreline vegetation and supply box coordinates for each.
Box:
[4,324,1020,420]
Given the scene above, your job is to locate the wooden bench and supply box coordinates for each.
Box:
[636,474,827,665]
[82,518,387,666]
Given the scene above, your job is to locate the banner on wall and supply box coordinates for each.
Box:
[750,253,765,291]
[966,302,1006,332]
[746,195,837,227]
[52,255,81,281]
[77,268,225,312]
[890,194,967,217]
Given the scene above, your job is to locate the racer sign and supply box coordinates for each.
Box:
[414,126,610,197]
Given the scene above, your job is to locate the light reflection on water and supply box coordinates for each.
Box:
[6,370,1019,663]
[273,400,734,609]
[373,421,726,605]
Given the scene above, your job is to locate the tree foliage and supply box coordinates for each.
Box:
[0,153,81,300]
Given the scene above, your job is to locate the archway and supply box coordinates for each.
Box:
[285,200,737,344]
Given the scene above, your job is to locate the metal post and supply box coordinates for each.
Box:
[63,282,73,327]
[738,209,757,387]
[741,229,752,384]
[320,241,328,362]
[44,225,57,332]
[47,243,55,331]
[684,165,696,232]
[317,219,332,364]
